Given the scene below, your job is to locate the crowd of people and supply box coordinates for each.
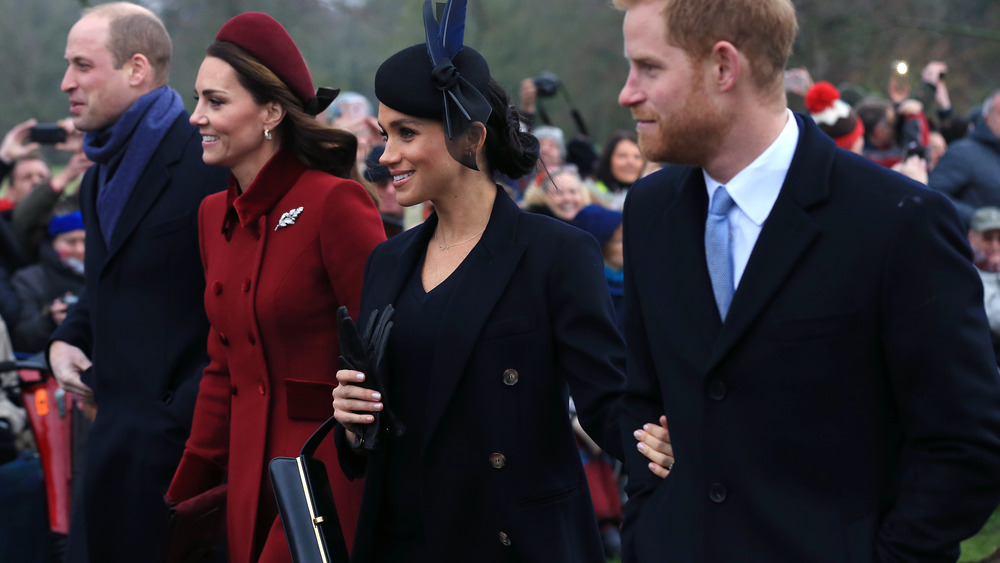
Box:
[2,0,1000,561]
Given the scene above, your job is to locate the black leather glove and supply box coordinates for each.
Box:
[337,305,404,452]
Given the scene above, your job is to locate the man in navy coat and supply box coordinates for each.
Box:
[47,3,226,561]
[615,0,1000,560]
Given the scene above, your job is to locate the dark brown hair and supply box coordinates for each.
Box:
[207,41,370,195]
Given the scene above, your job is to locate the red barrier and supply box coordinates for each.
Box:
[19,369,73,535]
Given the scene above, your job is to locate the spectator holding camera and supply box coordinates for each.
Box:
[10,207,85,353]
[0,118,92,264]
[928,90,1000,225]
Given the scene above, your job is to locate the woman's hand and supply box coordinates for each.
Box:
[332,369,383,443]
[635,415,673,478]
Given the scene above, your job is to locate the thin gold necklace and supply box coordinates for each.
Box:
[434,228,485,251]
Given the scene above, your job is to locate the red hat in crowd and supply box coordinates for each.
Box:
[805,81,865,151]
[215,12,335,115]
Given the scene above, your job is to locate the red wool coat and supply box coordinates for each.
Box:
[167,149,385,562]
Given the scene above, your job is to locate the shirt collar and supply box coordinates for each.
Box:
[704,109,799,226]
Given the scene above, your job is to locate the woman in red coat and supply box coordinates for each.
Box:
[166,12,385,562]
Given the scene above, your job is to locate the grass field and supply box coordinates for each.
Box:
[961,506,1000,562]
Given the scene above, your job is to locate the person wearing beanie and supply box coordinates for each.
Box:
[331,1,667,560]
[572,204,626,331]
[10,210,85,353]
[804,81,866,154]
[165,11,385,562]
[49,4,230,560]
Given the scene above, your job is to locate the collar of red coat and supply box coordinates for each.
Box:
[223,148,308,232]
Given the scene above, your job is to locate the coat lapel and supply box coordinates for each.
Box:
[421,190,527,450]
[708,115,832,369]
[647,169,721,369]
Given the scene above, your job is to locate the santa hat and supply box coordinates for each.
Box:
[804,81,865,150]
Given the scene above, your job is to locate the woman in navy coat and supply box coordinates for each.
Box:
[332,3,627,561]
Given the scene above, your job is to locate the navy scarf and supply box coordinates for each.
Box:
[83,86,185,243]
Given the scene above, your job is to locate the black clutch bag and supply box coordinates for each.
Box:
[269,416,349,563]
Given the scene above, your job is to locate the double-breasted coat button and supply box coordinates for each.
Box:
[211,281,222,295]
[241,279,251,292]
[248,333,256,345]
[218,332,229,346]
[258,381,266,396]
[708,380,727,401]
[231,385,238,396]
[502,369,519,386]
[489,453,507,469]
[498,531,512,547]
[709,483,728,503]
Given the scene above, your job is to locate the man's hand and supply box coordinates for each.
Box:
[50,150,92,194]
[519,78,538,116]
[0,118,40,164]
[49,340,93,400]
[635,415,674,478]
[54,118,84,154]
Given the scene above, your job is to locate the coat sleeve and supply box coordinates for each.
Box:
[318,178,386,323]
[166,198,229,503]
[875,190,1000,560]
[927,148,977,225]
[617,190,671,563]
[10,267,52,353]
[12,183,60,260]
[321,179,385,480]
[548,229,626,462]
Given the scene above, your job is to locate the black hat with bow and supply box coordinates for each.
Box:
[374,0,492,170]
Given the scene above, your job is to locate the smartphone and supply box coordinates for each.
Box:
[29,124,67,144]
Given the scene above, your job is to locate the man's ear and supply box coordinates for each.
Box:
[710,41,742,93]
[126,54,152,87]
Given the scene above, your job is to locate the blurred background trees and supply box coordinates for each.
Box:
[1,0,998,159]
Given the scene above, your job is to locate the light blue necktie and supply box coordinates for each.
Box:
[706,186,735,320]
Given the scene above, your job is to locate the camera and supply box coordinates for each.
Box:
[29,124,67,145]
[533,72,561,98]
[904,140,927,160]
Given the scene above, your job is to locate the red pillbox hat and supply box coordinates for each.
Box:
[215,12,319,111]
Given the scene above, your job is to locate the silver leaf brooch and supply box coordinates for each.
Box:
[274,207,304,231]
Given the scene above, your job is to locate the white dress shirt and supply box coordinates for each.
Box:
[704,109,800,289]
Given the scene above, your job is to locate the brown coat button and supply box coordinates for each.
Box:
[211,281,222,295]
[489,453,506,469]
[258,382,266,396]
[241,279,251,292]
[498,531,511,547]
[502,369,519,386]
[218,332,228,346]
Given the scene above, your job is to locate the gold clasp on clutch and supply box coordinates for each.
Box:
[312,516,325,526]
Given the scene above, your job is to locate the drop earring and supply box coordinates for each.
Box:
[264,128,272,141]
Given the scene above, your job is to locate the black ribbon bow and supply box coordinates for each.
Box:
[304,87,340,117]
